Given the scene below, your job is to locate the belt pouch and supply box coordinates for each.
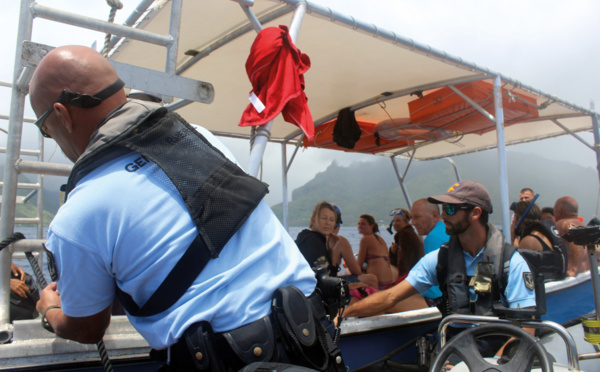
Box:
[272,286,328,371]
[221,316,276,364]
[183,321,222,371]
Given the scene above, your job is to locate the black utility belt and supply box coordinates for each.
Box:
[167,314,278,371]
[167,286,341,372]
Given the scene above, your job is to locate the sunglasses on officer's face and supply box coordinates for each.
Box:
[442,204,474,216]
[33,78,125,138]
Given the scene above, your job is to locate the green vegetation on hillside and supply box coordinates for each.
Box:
[271,150,600,228]
[15,203,56,226]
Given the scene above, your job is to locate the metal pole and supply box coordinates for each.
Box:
[246,2,306,178]
[15,160,72,176]
[37,126,45,239]
[587,245,600,321]
[551,118,594,150]
[445,158,461,181]
[449,85,496,122]
[108,0,156,50]
[281,142,289,230]
[30,4,172,47]
[390,156,412,209]
[0,0,34,330]
[162,0,182,103]
[493,75,511,243]
[590,101,600,187]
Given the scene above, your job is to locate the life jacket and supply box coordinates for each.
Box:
[519,219,568,282]
[436,224,516,317]
[64,102,268,316]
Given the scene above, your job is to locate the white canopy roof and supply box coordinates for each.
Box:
[111,0,597,161]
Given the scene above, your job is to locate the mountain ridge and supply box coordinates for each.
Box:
[272,149,599,228]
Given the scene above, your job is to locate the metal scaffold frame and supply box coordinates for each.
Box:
[0,0,192,337]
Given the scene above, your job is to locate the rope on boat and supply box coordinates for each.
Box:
[102,0,124,58]
[96,341,115,372]
[0,232,25,252]
[25,252,46,288]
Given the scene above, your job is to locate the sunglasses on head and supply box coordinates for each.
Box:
[442,204,474,216]
[33,78,125,138]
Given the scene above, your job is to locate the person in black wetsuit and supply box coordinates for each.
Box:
[513,201,568,281]
[295,201,338,274]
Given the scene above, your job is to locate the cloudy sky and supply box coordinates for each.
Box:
[1,0,599,205]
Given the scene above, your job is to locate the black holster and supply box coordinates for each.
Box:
[271,286,345,372]
[181,321,223,371]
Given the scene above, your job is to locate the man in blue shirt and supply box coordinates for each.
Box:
[30,45,342,371]
[345,181,535,354]
[411,198,450,255]
[410,198,450,299]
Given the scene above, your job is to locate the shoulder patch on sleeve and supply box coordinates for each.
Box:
[523,272,535,291]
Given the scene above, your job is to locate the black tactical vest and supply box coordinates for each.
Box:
[436,224,515,317]
[65,105,268,316]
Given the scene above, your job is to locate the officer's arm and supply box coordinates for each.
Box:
[37,282,112,344]
[344,280,418,317]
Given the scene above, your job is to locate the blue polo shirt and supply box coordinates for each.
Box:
[420,220,449,299]
[407,246,536,309]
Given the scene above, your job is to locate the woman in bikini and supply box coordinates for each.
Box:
[356,214,395,290]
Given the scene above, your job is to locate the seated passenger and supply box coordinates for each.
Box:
[10,262,39,322]
[388,208,425,281]
[329,205,378,290]
[540,206,555,222]
[554,196,589,277]
[356,214,395,290]
[295,201,338,273]
[513,201,568,281]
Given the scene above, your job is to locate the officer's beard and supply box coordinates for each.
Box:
[445,215,471,236]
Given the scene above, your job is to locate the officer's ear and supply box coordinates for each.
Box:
[54,102,75,134]
[471,206,482,221]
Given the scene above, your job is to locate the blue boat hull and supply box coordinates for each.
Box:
[543,273,595,324]
[339,319,439,370]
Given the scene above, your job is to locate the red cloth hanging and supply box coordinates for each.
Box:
[238,25,314,140]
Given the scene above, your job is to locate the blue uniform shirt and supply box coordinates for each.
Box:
[407,246,536,309]
[47,123,317,349]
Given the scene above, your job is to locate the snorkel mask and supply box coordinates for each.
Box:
[387,208,404,234]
